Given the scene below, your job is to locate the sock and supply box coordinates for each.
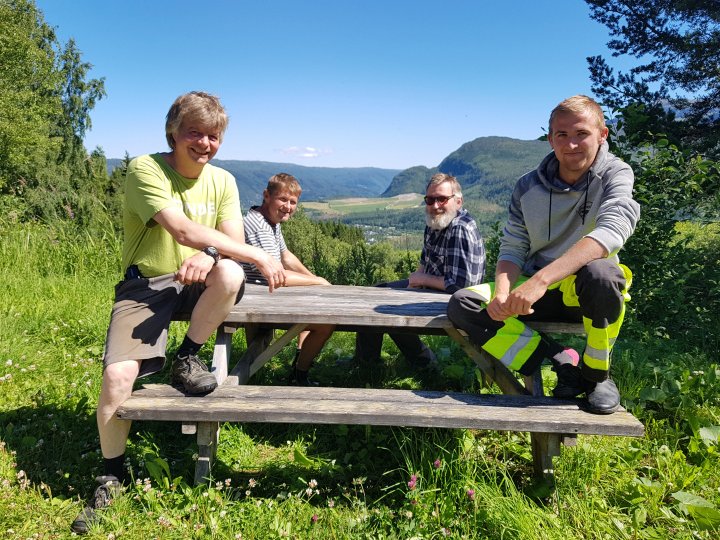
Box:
[103,454,126,484]
[177,335,202,358]
[552,347,580,367]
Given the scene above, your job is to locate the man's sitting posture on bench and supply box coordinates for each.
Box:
[71,91,286,534]
[242,173,334,386]
[448,95,640,415]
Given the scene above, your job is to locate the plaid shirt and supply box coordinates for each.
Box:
[420,208,485,293]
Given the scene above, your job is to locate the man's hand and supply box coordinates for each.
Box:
[408,270,445,291]
[487,278,548,321]
[175,251,216,285]
[254,251,287,292]
[486,292,514,321]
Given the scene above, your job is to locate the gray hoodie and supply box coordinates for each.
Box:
[499,142,640,275]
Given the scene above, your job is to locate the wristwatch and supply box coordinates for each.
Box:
[202,246,220,264]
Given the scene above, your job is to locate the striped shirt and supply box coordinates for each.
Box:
[420,208,485,293]
[242,206,287,285]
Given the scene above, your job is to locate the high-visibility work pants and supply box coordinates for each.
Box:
[447,259,631,382]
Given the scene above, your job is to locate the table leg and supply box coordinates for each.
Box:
[194,421,219,484]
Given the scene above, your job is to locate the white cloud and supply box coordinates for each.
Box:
[279,146,332,159]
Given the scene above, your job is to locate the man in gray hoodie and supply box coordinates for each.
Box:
[447,95,640,414]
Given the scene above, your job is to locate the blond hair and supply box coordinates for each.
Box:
[549,95,606,134]
[426,172,462,198]
[266,173,302,196]
[165,91,229,149]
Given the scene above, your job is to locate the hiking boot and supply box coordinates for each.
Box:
[70,475,122,534]
[551,363,585,399]
[288,362,319,386]
[586,378,621,415]
[409,346,440,372]
[171,354,217,394]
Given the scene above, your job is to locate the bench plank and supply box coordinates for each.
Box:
[117,385,644,437]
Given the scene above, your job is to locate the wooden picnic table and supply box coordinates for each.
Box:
[118,284,644,484]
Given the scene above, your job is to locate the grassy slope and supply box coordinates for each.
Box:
[0,222,718,539]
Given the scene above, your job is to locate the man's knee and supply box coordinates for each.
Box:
[447,289,485,327]
[576,260,626,321]
[208,259,246,296]
[102,360,140,397]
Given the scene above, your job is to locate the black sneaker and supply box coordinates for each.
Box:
[586,378,621,414]
[171,354,218,394]
[552,363,585,399]
[289,367,319,387]
[70,475,122,534]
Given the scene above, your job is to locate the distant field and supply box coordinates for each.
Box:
[303,193,423,217]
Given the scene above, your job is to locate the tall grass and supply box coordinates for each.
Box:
[1,221,719,539]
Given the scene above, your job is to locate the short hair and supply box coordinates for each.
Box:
[548,95,606,134]
[426,172,462,198]
[266,173,302,196]
[165,91,229,150]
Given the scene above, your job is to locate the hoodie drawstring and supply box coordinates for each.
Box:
[548,189,553,241]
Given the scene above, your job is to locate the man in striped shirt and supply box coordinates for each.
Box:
[242,173,334,385]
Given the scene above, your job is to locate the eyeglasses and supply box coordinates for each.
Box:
[423,194,456,206]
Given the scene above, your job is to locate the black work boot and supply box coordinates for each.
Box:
[171,354,218,394]
[70,475,122,534]
[288,356,319,387]
[552,362,585,399]
[586,378,621,414]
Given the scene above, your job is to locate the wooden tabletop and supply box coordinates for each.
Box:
[220,284,449,329]
[215,284,584,335]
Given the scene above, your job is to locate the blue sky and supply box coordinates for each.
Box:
[36,0,622,169]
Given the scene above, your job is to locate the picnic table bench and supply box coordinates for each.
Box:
[116,284,644,484]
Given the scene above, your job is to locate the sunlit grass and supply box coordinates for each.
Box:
[1,221,719,538]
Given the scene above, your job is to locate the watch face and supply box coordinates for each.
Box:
[204,247,219,261]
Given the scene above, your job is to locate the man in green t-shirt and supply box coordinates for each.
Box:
[71,91,286,534]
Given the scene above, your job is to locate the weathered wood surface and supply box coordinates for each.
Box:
[117,384,644,437]
[180,284,585,334]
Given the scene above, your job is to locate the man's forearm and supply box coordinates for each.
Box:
[494,260,522,296]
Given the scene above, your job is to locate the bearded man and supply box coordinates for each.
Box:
[354,173,485,370]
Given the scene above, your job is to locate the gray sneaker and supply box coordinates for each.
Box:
[171,354,218,394]
[586,378,621,415]
[70,475,121,534]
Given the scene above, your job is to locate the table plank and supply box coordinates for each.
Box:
[118,385,644,437]
[199,284,584,334]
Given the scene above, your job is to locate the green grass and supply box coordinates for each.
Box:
[303,194,424,218]
[1,221,719,539]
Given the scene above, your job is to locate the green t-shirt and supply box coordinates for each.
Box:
[122,154,241,277]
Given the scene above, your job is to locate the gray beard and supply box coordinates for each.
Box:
[425,210,456,231]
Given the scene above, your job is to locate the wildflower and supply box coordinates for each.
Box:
[5,360,12,366]
[466,488,475,501]
[225,478,232,487]
[405,511,413,519]
[248,478,257,488]
[407,474,417,490]
[235,534,243,539]
[216,481,223,490]
[305,487,313,497]
[220,510,227,518]
[311,514,319,524]
[433,459,442,469]
[245,490,251,497]
[157,516,172,528]
[308,479,318,489]
[328,499,335,508]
